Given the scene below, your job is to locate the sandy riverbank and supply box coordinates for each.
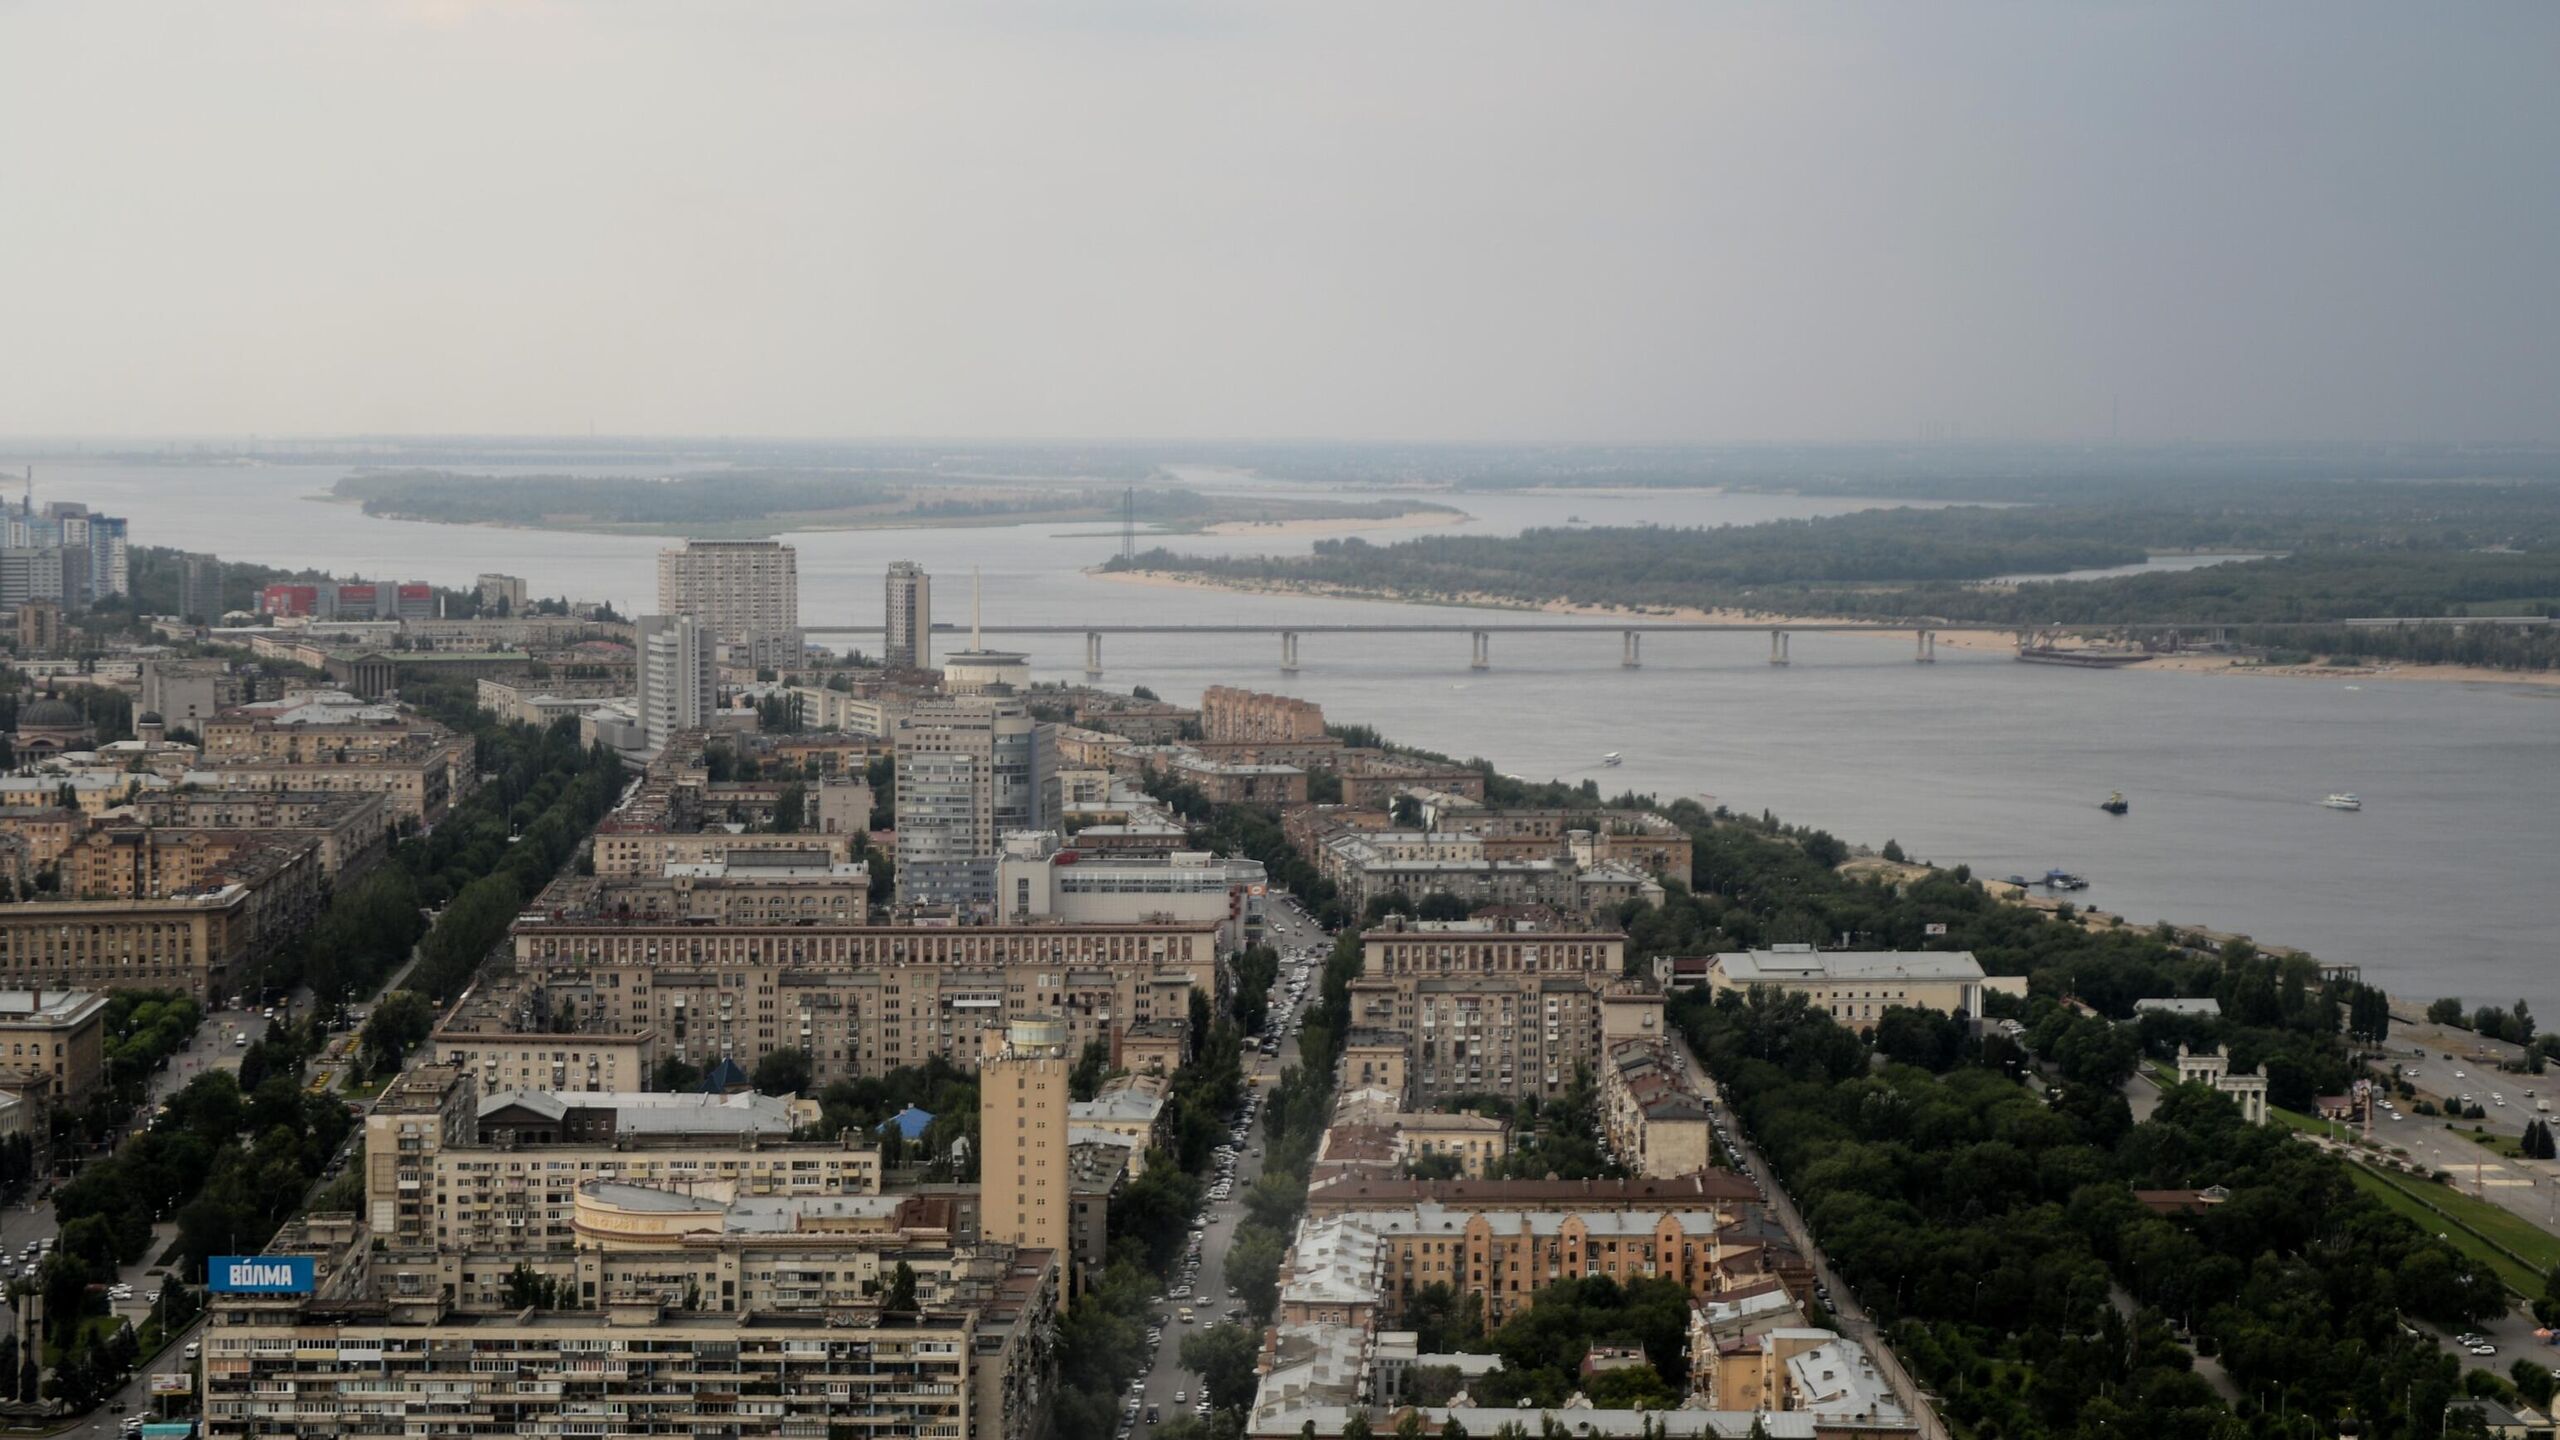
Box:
[1194,508,1464,538]
[1089,568,2560,689]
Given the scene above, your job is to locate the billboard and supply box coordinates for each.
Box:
[209,1255,314,1294]
[149,1372,194,1396]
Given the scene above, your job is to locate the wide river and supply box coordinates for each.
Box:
[42,460,2560,1019]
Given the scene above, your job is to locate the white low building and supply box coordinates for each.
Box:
[1706,944,1988,1025]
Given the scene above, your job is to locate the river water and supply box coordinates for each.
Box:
[37,460,2560,1019]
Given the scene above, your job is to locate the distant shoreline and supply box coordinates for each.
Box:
[315,494,1460,542]
[1088,568,2560,688]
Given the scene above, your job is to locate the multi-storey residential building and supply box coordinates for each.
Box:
[980,1015,1071,1265]
[1704,945,1989,1026]
[200,1213,1060,1440]
[430,978,658,1095]
[508,896,1222,1086]
[362,1067,870,1250]
[895,696,1054,908]
[636,612,714,758]
[190,739,470,826]
[657,538,801,666]
[885,559,933,668]
[125,791,390,879]
[177,553,224,622]
[1600,1035,1714,1178]
[58,826,320,903]
[995,831,1266,951]
[590,828,857,879]
[1350,917,1624,1103]
[200,689,422,762]
[0,806,85,870]
[1201,685,1329,743]
[0,990,107,1102]
[0,845,324,1001]
[140,658,254,729]
[0,550,84,612]
[572,854,871,925]
[188,690,476,824]
[473,572,527,613]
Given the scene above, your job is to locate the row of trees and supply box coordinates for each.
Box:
[248,686,627,1011]
[1677,981,2492,1439]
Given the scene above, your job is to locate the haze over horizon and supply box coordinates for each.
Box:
[2,2,2553,446]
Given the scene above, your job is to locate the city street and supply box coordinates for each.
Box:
[1125,898,1331,1433]
[1693,1052,1952,1440]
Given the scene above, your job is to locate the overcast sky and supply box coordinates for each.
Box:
[0,2,2552,444]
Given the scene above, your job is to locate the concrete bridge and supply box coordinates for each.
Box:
[801,619,2104,676]
[795,615,2537,677]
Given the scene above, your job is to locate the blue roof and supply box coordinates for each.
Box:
[702,1057,749,1094]
[879,1105,934,1140]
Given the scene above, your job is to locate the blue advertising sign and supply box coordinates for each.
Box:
[209,1255,315,1294]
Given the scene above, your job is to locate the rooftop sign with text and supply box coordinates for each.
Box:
[209,1255,314,1294]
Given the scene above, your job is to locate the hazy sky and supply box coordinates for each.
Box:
[1,2,2552,443]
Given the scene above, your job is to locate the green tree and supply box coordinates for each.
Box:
[1180,1322,1262,1412]
[2429,996,2468,1027]
[885,1260,919,1312]
[774,781,806,833]
[753,1047,814,1097]
[653,1056,702,1092]
[1070,1040,1112,1101]
[360,990,436,1076]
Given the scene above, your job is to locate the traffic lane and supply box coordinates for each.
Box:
[1133,1030,1289,1427]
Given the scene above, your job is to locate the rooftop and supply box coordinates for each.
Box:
[1712,945,1986,984]
[0,990,108,1025]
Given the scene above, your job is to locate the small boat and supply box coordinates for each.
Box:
[2321,793,2362,811]
[2100,791,2129,815]
[2042,869,2090,891]
[1601,753,1623,767]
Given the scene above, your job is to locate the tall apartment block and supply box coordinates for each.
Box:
[178,553,223,622]
[980,1015,1071,1262]
[885,559,933,668]
[474,572,527,614]
[636,613,713,759]
[894,696,1055,909]
[3,494,125,600]
[657,538,801,667]
[1350,916,1626,1103]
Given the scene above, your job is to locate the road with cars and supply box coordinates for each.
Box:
[1121,898,1333,1436]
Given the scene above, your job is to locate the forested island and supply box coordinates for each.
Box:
[332,470,1455,538]
[1111,469,2560,672]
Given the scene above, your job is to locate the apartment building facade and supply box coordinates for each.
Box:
[1351,919,1625,1103]
[657,538,801,666]
[509,912,1223,1086]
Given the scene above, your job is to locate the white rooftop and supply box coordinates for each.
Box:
[1786,1335,1909,1424]
[478,1089,804,1136]
[0,991,107,1025]
[1713,945,1985,984]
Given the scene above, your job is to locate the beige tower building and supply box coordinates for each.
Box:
[656,538,801,666]
[980,1015,1071,1269]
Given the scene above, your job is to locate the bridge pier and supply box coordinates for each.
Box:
[1280,631,1300,674]
[1621,631,1641,668]
[1084,631,1103,679]
[1915,629,1936,663]
[1769,629,1790,666]
[1469,631,1490,671]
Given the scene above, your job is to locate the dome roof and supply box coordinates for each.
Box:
[17,698,84,730]
[137,710,164,725]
